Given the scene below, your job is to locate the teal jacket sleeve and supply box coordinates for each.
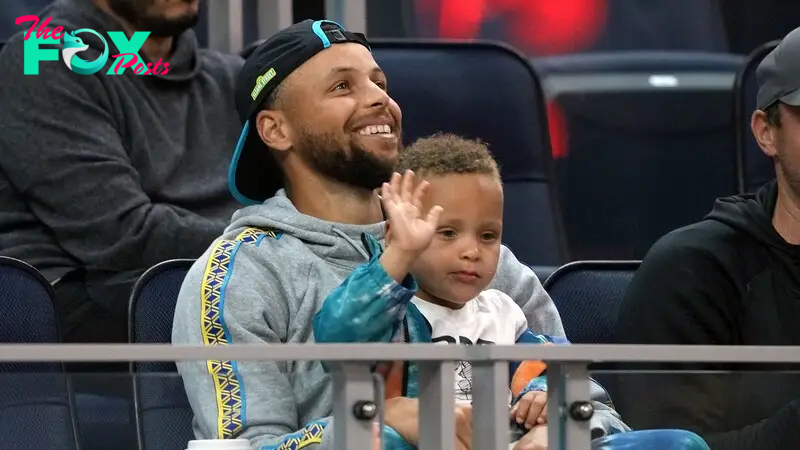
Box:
[313,236,418,344]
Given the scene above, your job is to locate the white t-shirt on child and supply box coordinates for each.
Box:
[411,289,529,402]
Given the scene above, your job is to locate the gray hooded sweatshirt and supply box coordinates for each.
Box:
[173,189,566,449]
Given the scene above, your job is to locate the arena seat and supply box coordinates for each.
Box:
[129,259,195,450]
[371,40,569,266]
[0,256,79,450]
[543,260,640,401]
[536,51,744,260]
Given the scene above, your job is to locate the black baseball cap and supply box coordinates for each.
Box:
[229,19,371,205]
[757,26,800,111]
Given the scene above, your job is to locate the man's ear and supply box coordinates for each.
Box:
[752,109,778,158]
[256,109,293,152]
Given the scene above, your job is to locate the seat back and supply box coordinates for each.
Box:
[0,256,78,450]
[128,259,195,450]
[371,40,568,265]
[537,52,744,260]
[734,40,779,193]
[544,260,640,402]
[543,261,640,345]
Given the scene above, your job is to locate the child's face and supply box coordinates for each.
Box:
[411,173,503,308]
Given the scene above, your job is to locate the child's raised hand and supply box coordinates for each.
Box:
[381,170,443,257]
[510,391,548,430]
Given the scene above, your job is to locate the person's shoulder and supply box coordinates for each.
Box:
[645,217,749,268]
[177,225,306,304]
[0,32,39,78]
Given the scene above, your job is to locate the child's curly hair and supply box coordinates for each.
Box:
[397,133,501,181]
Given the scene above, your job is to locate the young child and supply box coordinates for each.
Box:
[313,133,629,448]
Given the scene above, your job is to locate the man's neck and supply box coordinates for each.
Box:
[286,173,384,226]
[91,0,173,61]
[772,178,800,245]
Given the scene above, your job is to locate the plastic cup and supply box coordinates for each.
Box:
[186,439,251,450]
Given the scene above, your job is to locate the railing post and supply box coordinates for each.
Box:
[418,361,456,450]
[547,362,592,450]
[329,362,376,450]
[207,0,244,54]
[471,361,509,450]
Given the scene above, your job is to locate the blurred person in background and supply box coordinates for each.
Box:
[0,0,243,348]
[615,26,800,450]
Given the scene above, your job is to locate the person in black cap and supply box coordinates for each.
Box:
[173,19,567,450]
[614,27,800,449]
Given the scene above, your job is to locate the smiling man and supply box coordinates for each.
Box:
[172,20,566,449]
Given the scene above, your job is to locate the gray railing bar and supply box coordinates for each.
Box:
[562,363,593,450]
[471,361,512,450]
[417,361,456,450]
[0,344,799,363]
[330,363,375,450]
[547,364,566,450]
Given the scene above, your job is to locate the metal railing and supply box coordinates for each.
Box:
[1,343,799,449]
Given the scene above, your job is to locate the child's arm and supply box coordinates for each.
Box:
[312,170,443,345]
[312,236,418,344]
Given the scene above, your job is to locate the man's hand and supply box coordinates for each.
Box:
[510,391,548,430]
[383,397,472,450]
[513,424,548,450]
[379,170,443,282]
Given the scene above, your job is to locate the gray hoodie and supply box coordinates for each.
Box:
[173,189,565,449]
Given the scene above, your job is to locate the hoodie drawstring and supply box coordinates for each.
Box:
[332,228,371,261]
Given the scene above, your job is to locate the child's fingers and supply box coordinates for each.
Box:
[426,205,443,226]
[523,393,547,430]
[380,182,391,201]
[389,171,401,190]
[400,170,414,202]
[412,178,429,208]
[514,395,532,425]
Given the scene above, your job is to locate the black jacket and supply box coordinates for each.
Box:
[615,180,800,450]
[0,0,243,319]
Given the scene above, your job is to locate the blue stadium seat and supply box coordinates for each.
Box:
[371,40,568,266]
[543,260,640,401]
[129,259,195,450]
[734,40,780,193]
[536,51,744,260]
[0,256,79,450]
[544,261,639,345]
[74,391,135,450]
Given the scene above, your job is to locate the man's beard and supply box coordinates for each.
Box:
[107,0,199,37]
[295,127,399,192]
